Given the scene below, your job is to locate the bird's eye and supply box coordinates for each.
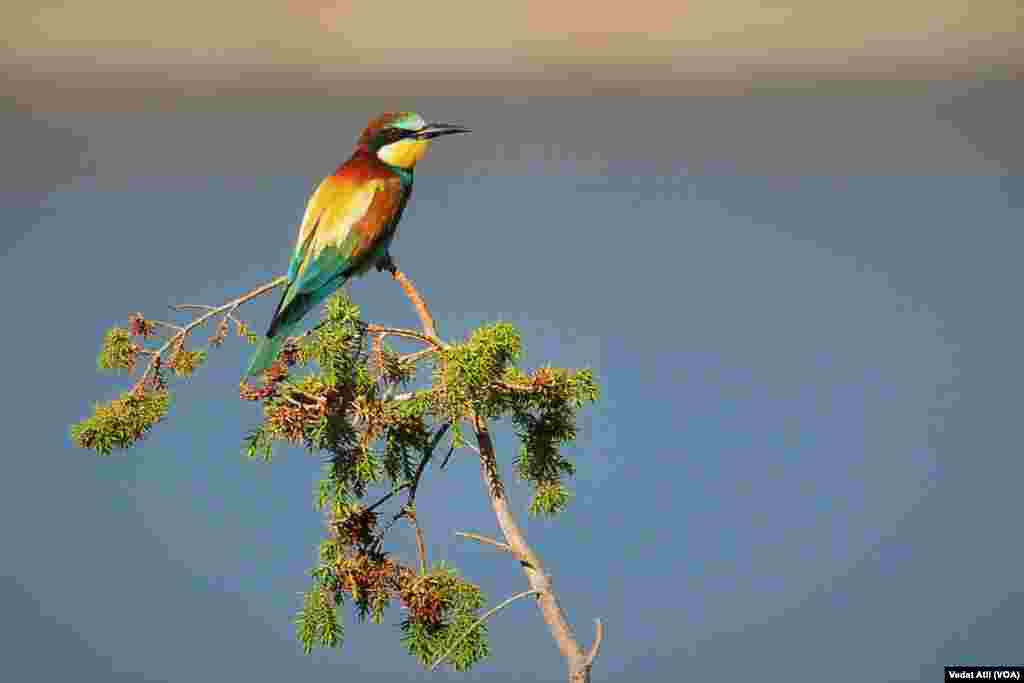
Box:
[380,128,407,144]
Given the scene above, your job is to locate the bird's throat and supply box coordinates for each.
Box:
[377,138,431,169]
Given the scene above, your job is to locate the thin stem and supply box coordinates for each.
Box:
[439,442,457,470]
[403,347,437,362]
[472,414,599,682]
[364,483,411,515]
[169,303,218,312]
[390,268,604,682]
[135,276,287,392]
[395,423,450,573]
[366,324,442,349]
[584,619,604,668]
[148,320,186,333]
[390,269,442,344]
[429,590,540,671]
[407,507,428,574]
[455,531,514,554]
[226,312,247,330]
[407,423,450,504]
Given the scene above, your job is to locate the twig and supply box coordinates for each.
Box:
[406,507,428,574]
[372,331,385,379]
[439,442,457,470]
[390,267,604,681]
[370,423,452,567]
[407,423,451,504]
[429,589,540,671]
[148,320,186,333]
[401,348,437,365]
[134,276,287,391]
[395,423,450,573]
[471,414,600,681]
[497,379,546,393]
[366,324,442,349]
[455,531,513,554]
[364,483,411,515]
[390,269,442,344]
[583,619,604,668]
[169,303,218,312]
[225,311,247,330]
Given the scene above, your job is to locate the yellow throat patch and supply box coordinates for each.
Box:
[377,138,431,169]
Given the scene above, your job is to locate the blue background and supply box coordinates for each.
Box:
[2,82,1021,681]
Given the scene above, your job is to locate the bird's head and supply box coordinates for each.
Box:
[358,112,470,170]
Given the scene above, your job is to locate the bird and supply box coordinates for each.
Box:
[246,111,470,376]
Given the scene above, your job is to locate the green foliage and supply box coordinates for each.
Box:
[433,322,521,420]
[316,458,354,511]
[243,426,274,462]
[382,399,431,483]
[401,613,489,672]
[451,364,600,515]
[296,585,343,654]
[235,320,259,345]
[297,294,365,386]
[529,481,573,516]
[379,345,417,387]
[71,389,172,455]
[399,564,489,671]
[502,367,599,515]
[170,348,207,377]
[423,327,599,515]
[97,327,137,373]
[77,287,602,670]
[82,309,271,453]
[296,515,491,664]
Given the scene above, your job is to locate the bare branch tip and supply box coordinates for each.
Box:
[584,618,604,666]
[429,589,540,671]
[454,531,513,554]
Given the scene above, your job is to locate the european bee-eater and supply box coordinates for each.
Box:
[246,111,470,376]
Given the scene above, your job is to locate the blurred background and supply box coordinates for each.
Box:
[2,2,1021,681]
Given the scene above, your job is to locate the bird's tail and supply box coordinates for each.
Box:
[245,321,296,377]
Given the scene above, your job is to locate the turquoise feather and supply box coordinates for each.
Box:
[245,268,351,376]
[245,111,467,377]
[246,321,295,376]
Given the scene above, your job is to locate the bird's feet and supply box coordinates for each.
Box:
[376,253,398,277]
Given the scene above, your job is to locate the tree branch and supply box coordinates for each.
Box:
[390,269,442,344]
[383,423,450,573]
[584,619,604,668]
[388,269,604,682]
[439,441,457,470]
[364,483,411,515]
[148,320,186,334]
[407,423,451,505]
[455,531,514,555]
[471,416,591,675]
[135,276,287,391]
[366,324,442,350]
[406,507,428,575]
[429,589,540,671]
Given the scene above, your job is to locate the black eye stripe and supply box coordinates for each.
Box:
[379,127,415,144]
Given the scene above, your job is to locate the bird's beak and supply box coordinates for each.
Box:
[415,123,471,140]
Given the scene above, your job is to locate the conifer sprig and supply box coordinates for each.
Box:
[73,269,602,677]
[73,277,287,454]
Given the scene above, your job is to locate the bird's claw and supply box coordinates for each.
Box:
[376,254,398,276]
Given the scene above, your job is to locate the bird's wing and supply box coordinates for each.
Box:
[275,173,404,315]
[285,176,365,286]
